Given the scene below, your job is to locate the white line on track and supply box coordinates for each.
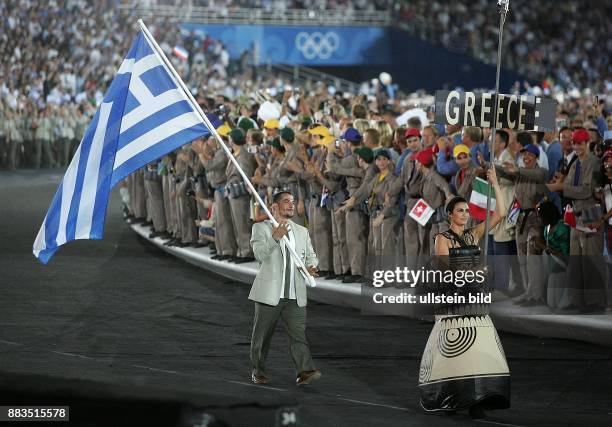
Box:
[51,351,97,361]
[476,420,525,427]
[131,364,178,374]
[226,380,287,392]
[337,397,409,411]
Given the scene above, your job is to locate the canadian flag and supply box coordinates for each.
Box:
[409,198,434,226]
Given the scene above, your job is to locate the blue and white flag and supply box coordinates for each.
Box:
[33,31,211,264]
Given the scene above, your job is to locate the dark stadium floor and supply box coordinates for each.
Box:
[1,170,611,427]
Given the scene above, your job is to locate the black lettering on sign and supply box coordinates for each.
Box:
[434,91,557,131]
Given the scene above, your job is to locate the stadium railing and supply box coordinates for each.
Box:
[268,63,358,94]
[118,4,392,26]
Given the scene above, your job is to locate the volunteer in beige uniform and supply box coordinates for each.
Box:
[197,133,237,260]
[226,128,257,262]
[34,106,56,169]
[176,147,198,246]
[547,128,606,310]
[311,137,348,280]
[329,138,372,283]
[131,167,147,221]
[342,149,399,258]
[299,125,334,276]
[160,154,174,238]
[257,137,285,204]
[415,148,453,255]
[495,142,548,306]
[452,144,480,201]
[487,130,522,296]
[277,127,306,226]
[143,159,167,238]
[388,129,426,265]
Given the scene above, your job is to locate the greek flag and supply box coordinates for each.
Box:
[33,31,210,264]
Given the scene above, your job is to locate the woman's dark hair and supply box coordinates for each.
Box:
[445,196,468,214]
[537,201,561,226]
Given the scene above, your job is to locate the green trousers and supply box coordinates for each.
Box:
[250,299,315,377]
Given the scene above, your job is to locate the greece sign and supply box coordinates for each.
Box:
[434,90,557,131]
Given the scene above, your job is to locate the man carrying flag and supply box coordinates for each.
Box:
[32,22,319,389]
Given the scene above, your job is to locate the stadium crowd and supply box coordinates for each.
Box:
[2,1,611,313]
[120,83,612,314]
[147,0,610,91]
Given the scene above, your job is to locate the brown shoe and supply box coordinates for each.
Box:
[251,373,268,385]
[296,369,321,386]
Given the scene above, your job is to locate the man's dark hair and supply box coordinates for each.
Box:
[352,104,367,119]
[272,191,292,204]
[407,117,422,129]
[497,130,509,146]
[559,126,572,136]
[250,130,264,145]
[516,131,532,147]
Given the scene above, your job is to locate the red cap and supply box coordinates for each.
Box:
[415,148,434,167]
[405,128,421,139]
[572,128,590,144]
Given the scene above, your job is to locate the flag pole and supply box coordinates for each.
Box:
[483,0,509,266]
[137,19,316,287]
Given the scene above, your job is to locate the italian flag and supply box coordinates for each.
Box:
[469,177,496,221]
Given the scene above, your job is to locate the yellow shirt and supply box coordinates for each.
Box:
[378,171,388,182]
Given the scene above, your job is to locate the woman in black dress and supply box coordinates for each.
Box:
[419,167,510,418]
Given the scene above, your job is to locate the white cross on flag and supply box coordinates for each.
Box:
[409,198,434,227]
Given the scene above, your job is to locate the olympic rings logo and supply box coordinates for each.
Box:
[295,32,340,60]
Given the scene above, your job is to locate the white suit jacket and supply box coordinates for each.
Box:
[249,220,318,307]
